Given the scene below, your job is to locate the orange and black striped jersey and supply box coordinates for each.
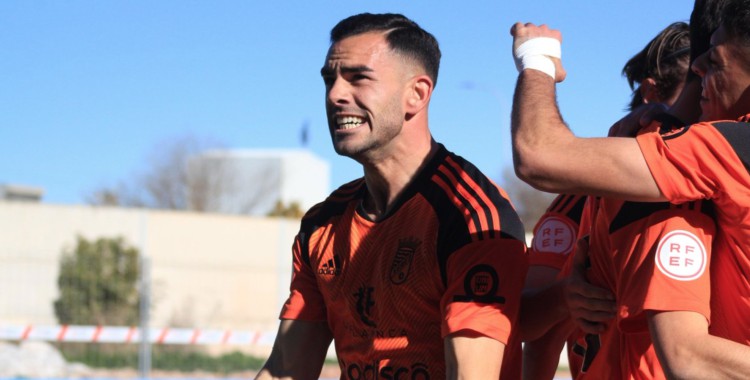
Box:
[637,114,750,345]
[280,144,528,379]
[577,198,715,379]
[529,194,588,269]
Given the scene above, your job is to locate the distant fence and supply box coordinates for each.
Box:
[0,203,303,377]
[0,324,276,346]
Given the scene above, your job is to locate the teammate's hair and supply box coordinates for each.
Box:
[688,0,727,80]
[721,0,750,53]
[622,22,690,110]
[330,13,442,86]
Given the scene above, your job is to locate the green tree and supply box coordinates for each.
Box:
[267,200,305,218]
[54,236,141,325]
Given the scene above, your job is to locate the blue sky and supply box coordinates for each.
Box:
[0,1,695,204]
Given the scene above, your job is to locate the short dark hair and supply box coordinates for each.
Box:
[688,0,727,80]
[330,13,442,86]
[721,0,750,48]
[622,22,690,110]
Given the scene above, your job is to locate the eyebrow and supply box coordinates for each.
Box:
[320,65,374,77]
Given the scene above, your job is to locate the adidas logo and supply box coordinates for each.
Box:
[318,255,341,276]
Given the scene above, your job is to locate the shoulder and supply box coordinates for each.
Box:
[608,200,714,235]
[421,148,525,243]
[540,194,587,223]
[299,178,364,235]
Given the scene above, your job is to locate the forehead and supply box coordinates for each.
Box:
[324,32,397,68]
[709,24,748,63]
[710,24,729,47]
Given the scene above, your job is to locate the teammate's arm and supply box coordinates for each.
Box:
[521,265,616,339]
[648,311,750,379]
[444,332,504,379]
[509,22,665,201]
[520,266,568,340]
[523,318,575,380]
[255,319,333,380]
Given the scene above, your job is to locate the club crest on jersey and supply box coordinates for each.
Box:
[453,264,506,304]
[655,230,707,281]
[389,238,420,285]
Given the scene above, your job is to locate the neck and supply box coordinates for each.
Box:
[667,79,702,125]
[360,137,437,220]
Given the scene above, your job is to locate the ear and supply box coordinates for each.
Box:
[639,78,659,104]
[404,75,433,117]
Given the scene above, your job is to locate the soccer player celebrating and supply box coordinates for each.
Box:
[510,0,750,377]
[256,13,528,380]
[521,21,692,380]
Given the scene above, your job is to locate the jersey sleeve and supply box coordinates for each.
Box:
[279,232,327,321]
[440,238,528,344]
[636,123,739,204]
[617,207,715,332]
[529,194,587,270]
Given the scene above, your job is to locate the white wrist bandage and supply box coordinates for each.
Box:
[513,37,561,79]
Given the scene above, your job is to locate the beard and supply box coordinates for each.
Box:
[329,101,403,160]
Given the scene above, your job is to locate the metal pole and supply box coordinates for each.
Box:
[138,213,151,377]
[138,255,151,377]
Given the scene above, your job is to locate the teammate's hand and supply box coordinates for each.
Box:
[510,22,567,83]
[608,103,670,137]
[563,238,616,334]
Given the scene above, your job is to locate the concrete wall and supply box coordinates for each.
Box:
[0,201,298,333]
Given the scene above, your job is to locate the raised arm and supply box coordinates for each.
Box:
[509,22,664,201]
[255,319,333,380]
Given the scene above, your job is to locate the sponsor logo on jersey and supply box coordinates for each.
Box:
[453,264,505,304]
[655,230,707,281]
[532,216,576,255]
[318,254,341,276]
[390,238,420,285]
[345,361,430,379]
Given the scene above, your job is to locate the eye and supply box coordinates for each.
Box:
[351,74,370,82]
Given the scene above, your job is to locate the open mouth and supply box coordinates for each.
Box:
[336,116,365,130]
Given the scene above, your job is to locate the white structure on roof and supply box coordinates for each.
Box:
[0,184,44,202]
[189,149,331,216]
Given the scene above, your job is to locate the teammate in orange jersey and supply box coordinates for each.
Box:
[510,0,750,377]
[256,13,528,380]
[521,22,692,380]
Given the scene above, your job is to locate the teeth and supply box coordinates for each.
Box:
[336,116,364,130]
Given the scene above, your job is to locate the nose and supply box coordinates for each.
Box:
[327,76,350,105]
[691,52,707,78]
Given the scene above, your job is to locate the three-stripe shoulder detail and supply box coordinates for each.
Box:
[608,200,714,234]
[548,194,587,222]
[303,178,364,221]
[298,178,364,267]
[429,155,524,242]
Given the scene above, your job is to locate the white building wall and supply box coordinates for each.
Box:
[193,149,330,216]
[279,150,331,211]
[0,201,298,334]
